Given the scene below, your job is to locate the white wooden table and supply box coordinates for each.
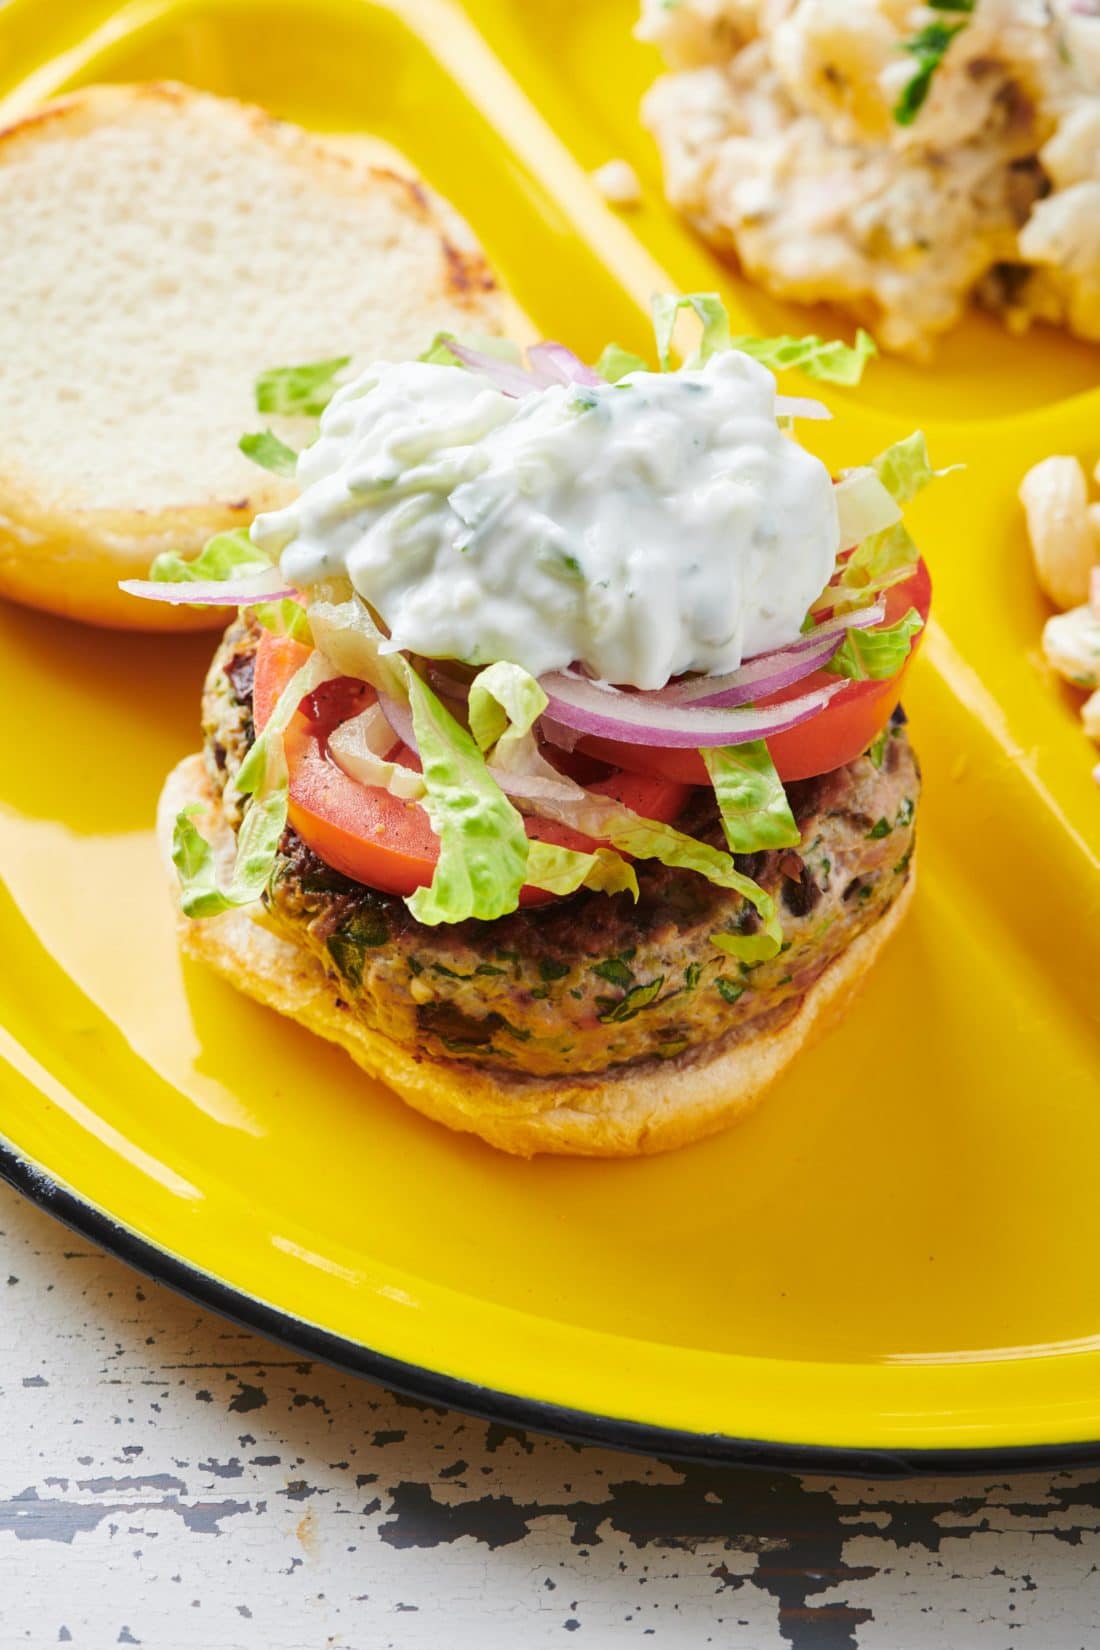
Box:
[2,1180,1098,1649]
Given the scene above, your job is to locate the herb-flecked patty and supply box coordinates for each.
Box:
[202,619,919,1080]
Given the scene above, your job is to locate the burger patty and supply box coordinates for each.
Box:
[202,619,919,1082]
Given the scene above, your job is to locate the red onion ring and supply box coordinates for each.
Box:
[444,338,606,398]
[526,342,604,388]
[642,634,841,709]
[785,597,887,651]
[440,340,546,399]
[539,675,850,748]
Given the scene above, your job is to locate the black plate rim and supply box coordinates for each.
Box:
[4,1138,1098,1480]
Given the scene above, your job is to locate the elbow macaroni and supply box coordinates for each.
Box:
[1020,452,1100,772]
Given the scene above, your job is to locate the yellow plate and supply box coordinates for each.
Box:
[1,0,1098,1470]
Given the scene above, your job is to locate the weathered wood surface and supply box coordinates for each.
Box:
[1,1182,1097,1649]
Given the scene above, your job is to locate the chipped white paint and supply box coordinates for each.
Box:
[1,1182,1099,1649]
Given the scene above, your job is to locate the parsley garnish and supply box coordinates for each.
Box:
[893,3,973,126]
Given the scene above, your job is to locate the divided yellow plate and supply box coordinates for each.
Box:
[1,0,1098,1468]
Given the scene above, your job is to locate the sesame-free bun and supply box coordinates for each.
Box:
[0,82,509,630]
[159,755,915,1158]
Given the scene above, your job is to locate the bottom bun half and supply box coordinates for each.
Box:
[158,755,915,1158]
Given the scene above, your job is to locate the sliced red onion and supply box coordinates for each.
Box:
[441,340,543,399]
[119,566,294,606]
[651,634,842,708]
[526,342,604,388]
[444,338,606,398]
[377,689,417,752]
[549,601,882,715]
[786,596,887,651]
[774,394,830,421]
[540,673,850,748]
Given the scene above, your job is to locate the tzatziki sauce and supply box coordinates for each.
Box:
[251,349,839,690]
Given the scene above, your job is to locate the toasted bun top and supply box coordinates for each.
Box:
[0,82,510,626]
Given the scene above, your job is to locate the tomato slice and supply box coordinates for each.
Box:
[575,560,932,785]
[252,631,689,900]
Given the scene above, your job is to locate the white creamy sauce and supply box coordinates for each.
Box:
[252,351,839,691]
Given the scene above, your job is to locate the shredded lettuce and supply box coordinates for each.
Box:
[172,790,289,920]
[826,608,924,680]
[419,332,463,367]
[834,468,902,549]
[872,430,957,503]
[731,329,877,386]
[836,522,920,605]
[701,743,800,854]
[305,592,541,919]
[172,652,333,918]
[468,661,548,761]
[823,432,955,613]
[306,585,409,701]
[151,528,271,584]
[525,840,639,900]
[594,341,650,382]
[590,809,783,960]
[255,356,350,418]
[417,333,461,366]
[466,659,783,948]
[652,292,731,370]
[236,357,350,480]
[398,662,530,926]
[251,597,313,645]
[650,291,876,384]
[239,429,299,477]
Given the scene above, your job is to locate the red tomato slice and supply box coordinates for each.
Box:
[252,630,689,900]
[575,560,932,785]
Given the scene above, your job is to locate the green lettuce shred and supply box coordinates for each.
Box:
[468,660,548,760]
[651,292,731,370]
[238,429,299,477]
[255,356,350,417]
[299,596,549,919]
[701,743,801,854]
[833,432,956,605]
[150,528,271,584]
[827,608,925,681]
[872,430,957,503]
[650,292,876,384]
[467,660,784,947]
[837,522,920,603]
[398,662,530,926]
[594,342,650,382]
[419,333,464,367]
[730,328,877,385]
[525,841,639,900]
[172,653,332,918]
[251,597,313,645]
